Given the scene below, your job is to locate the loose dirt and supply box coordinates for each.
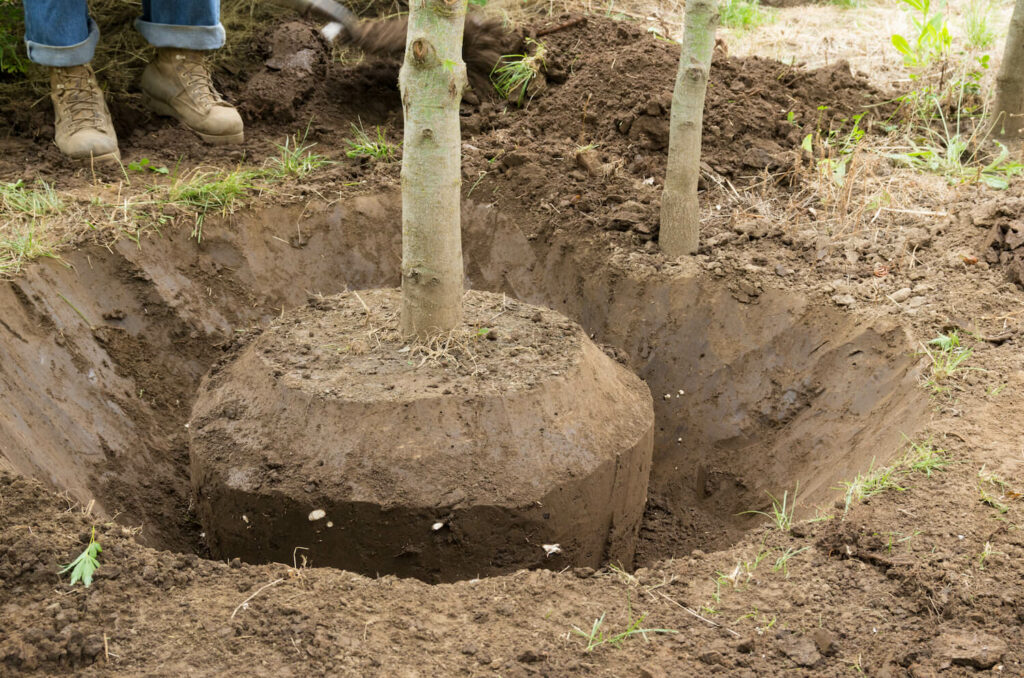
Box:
[2,10,1024,678]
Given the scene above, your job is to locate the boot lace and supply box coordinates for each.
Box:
[54,68,105,135]
[177,54,225,109]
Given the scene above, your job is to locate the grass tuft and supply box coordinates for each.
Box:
[741,486,798,531]
[719,0,775,32]
[267,126,332,178]
[571,597,676,652]
[345,122,398,162]
[167,168,261,242]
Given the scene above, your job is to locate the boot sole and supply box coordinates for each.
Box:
[144,94,244,146]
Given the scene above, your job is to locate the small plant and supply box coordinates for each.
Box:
[127,158,169,175]
[571,598,676,651]
[490,39,546,105]
[978,466,1012,513]
[900,438,950,476]
[976,541,1000,568]
[772,546,809,576]
[268,126,331,177]
[0,223,60,277]
[345,122,397,162]
[890,0,952,68]
[741,486,797,531]
[962,0,995,50]
[838,458,905,514]
[719,0,774,31]
[920,331,974,393]
[60,527,102,587]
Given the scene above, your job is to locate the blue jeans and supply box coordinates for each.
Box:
[24,0,225,67]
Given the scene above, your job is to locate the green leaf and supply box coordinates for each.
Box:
[60,528,102,587]
[891,34,913,57]
[801,134,814,153]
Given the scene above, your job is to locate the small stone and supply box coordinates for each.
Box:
[890,287,912,302]
[832,294,856,307]
[810,628,837,656]
[736,637,756,653]
[907,296,928,308]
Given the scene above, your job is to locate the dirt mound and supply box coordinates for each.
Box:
[968,182,1024,287]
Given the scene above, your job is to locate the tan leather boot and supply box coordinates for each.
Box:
[140,48,243,145]
[50,65,120,163]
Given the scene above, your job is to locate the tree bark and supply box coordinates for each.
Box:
[399,0,468,338]
[659,0,718,258]
[994,0,1024,142]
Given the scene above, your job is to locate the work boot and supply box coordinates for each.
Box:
[140,48,243,145]
[50,65,120,163]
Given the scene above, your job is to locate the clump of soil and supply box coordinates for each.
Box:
[968,181,1024,286]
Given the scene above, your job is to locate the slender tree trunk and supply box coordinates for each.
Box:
[659,0,718,257]
[399,0,468,338]
[994,0,1024,142]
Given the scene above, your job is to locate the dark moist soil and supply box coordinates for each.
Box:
[2,11,1024,678]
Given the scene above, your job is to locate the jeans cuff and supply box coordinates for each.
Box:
[135,19,226,50]
[25,18,99,67]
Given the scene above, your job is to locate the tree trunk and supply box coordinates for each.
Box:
[659,0,718,257]
[994,0,1024,142]
[399,0,468,338]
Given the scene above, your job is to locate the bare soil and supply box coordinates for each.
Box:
[2,12,1024,678]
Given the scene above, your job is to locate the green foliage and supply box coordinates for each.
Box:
[0,180,64,217]
[490,39,545,106]
[167,168,260,241]
[839,459,905,514]
[890,0,951,68]
[345,122,397,161]
[801,113,866,187]
[921,331,974,393]
[719,0,774,31]
[0,223,59,277]
[571,598,676,651]
[962,0,995,50]
[267,127,331,178]
[127,158,170,175]
[741,486,797,532]
[0,2,28,76]
[60,527,102,587]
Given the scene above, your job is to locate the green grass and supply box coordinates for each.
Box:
[719,0,775,32]
[0,180,64,218]
[962,0,995,49]
[0,223,61,277]
[772,546,809,576]
[741,486,798,531]
[839,458,906,514]
[0,2,28,76]
[900,438,950,476]
[345,122,397,162]
[571,598,676,651]
[921,331,974,393]
[166,168,261,242]
[490,39,546,105]
[266,127,331,178]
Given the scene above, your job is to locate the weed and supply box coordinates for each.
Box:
[60,527,102,587]
[900,438,950,476]
[741,486,798,531]
[490,39,546,105]
[0,180,64,218]
[0,223,60,277]
[268,126,331,178]
[345,122,397,162]
[772,546,809,576]
[838,458,905,514]
[571,597,676,651]
[890,0,951,68]
[719,0,774,32]
[962,0,995,50]
[976,541,1000,568]
[167,168,259,241]
[127,158,169,175]
[977,466,1012,513]
[920,331,974,393]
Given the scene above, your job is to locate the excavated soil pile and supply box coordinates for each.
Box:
[968,181,1024,287]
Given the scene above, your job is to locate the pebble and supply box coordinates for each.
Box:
[890,287,912,303]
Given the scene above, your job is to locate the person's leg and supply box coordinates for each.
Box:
[136,0,243,145]
[22,0,119,162]
[23,0,97,67]
[135,0,225,50]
